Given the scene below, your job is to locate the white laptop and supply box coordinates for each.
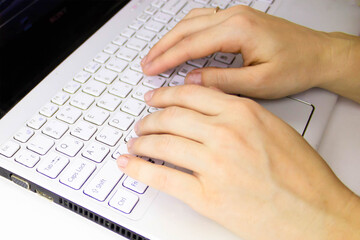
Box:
[0,0,359,240]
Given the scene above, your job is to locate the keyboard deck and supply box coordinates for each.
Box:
[0,0,276,218]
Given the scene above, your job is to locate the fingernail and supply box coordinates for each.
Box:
[141,55,148,66]
[186,71,202,85]
[117,155,129,169]
[127,137,136,151]
[144,90,155,102]
[134,121,140,135]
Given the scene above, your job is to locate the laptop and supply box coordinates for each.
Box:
[0,0,359,240]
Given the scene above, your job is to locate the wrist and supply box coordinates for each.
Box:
[317,32,360,102]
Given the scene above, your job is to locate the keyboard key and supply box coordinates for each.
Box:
[108,81,132,98]
[83,79,107,97]
[60,158,96,190]
[112,35,127,46]
[27,135,54,155]
[37,152,69,179]
[162,0,187,15]
[169,75,185,86]
[215,52,235,65]
[42,120,69,139]
[137,13,151,23]
[178,64,196,77]
[103,43,119,55]
[96,126,123,147]
[120,28,135,38]
[109,189,139,214]
[82,142,109,163]
[0,141,20,158]
[125,129,138,142]
[187,58,208,68]
[208,60,229,68]
[143,76,166,89]
[94,68,118,85]
[154,12,172,24]
[63,81,81,94]
[112,143,130,159]
[70,92,95,110]
[211,0,231,9]
[123,176,148,194]
[97,93,122,111]
[70,120,97,141]
[51,91,70,105]
[144,5,158,15]
[84,61,101,74]
[151,0,165,8]
[129,20,143,30]
[109,112,135,131]
[132,85,153,102]
[27,114,47,130]
[144,20,164,33]
[232,0,253,6]
[84,107,110,126]
[93,52,110,64]
[15,150,40,168]
[159,68,175,78]
[84,160,124,202]
[121,99,146,116]
[120,69,143,86]
[126,38,147,52]
[136,29,156,42]
[39,102,59,117]
[106,58,128,73]
[116,48,138,62]
[182,2,203,14]
[56,136,84,157]
[130,58,143,73]
[251,0,270,12]
[56,106,82,124]
[14,127,34,143]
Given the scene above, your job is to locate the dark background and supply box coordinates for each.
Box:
[0,0,127,118]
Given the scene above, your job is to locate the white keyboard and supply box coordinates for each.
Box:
[0,0,276,217]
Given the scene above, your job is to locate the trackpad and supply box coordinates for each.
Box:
[256,98,314,136]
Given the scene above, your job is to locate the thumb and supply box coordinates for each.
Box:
[185,66,268,97]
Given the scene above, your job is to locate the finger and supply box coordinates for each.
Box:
[144,85,228,116]
[117,154,201,205]
[185,65,275,98]
[136,106,212,143]
[182,7,219,20]
[127,134,209,172]
[142,23,241,75]
[143,9,231,72]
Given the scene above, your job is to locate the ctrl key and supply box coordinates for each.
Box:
[109,189,139,214]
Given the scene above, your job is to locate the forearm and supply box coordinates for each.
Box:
[318,32,360,103]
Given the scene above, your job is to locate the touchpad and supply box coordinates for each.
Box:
[256,97,314,136]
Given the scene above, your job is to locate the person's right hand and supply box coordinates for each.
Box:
[141,6,360,101]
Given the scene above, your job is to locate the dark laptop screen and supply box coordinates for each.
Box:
[0,0,127,118]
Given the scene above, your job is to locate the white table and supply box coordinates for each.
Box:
[0,96,359,240]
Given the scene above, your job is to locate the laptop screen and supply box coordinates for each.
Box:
[0,0,127,118]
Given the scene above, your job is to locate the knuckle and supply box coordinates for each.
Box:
[225,12,255,29]
[186,8,202,18]
[161,106,182,121]
[176,84,202,99]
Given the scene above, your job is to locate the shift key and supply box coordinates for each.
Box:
[84,161,124,202]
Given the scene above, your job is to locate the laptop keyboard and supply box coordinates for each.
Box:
[0,0,276,217]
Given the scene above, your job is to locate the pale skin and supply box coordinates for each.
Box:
[117,6,360,240]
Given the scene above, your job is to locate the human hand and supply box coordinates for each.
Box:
[141,6,360,100]
[117,85,360,240]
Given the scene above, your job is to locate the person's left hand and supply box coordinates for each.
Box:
[116,85,360,240]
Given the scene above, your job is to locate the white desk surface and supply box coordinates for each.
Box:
[0,96,359,240]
